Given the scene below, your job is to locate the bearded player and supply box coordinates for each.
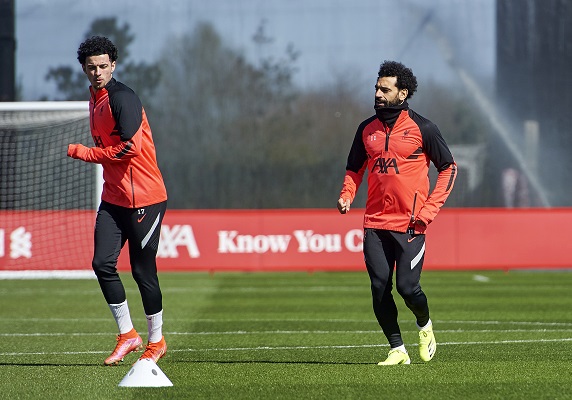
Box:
[337,61,457,365]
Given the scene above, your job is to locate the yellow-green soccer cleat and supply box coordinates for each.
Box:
[419,325,436,362]
[377,349,411,365]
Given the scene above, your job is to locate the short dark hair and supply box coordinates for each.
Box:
[378,60,418,99]
[77,36,118,65]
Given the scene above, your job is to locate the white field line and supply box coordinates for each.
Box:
[2,318,572,327]
[2,338,572,357]
[173,338,572,353]
[0,286,365,297]
[0,286,365,294]
[2,328,572,338]
[163,287,366,293]
[441,320,572,327]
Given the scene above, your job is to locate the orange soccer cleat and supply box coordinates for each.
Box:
[104,328,143,366]
[139,336,167,363]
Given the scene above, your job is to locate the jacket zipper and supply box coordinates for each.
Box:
[408,192,418,234]
[90,95,96,132]
[130,167,135,206]
[384,122,391,151]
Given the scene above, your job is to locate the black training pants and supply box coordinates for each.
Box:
[92,200,167,315]
[363,228,430,348]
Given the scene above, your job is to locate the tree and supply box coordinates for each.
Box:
[150,22,303,208]
[149,22,374,209]
[45,17,160,102]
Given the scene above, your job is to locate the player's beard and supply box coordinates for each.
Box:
[374,95,402,110]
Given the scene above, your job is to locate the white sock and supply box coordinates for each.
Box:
[108,300,134,334]
[392,345,407,354]
[417,319,433,331]
[146,309,163,343]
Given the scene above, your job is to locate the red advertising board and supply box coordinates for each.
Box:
[154,209,365,272]
[0,208,568,271]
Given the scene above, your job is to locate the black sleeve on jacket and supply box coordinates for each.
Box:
[108,81,143,141]
[409,110,454,172]
[345,115,376,173]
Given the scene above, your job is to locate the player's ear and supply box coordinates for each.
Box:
[399,88,408,102]
[111,61,116,73]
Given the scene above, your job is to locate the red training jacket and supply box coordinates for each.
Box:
[340,102,457,232]
[68,78,167,208]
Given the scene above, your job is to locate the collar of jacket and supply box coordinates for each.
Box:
[89,78,117,100]
[375,100,409,128]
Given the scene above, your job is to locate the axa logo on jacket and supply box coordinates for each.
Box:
[371,157,399,174]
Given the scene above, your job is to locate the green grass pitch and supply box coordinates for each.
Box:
[1,270,572,399]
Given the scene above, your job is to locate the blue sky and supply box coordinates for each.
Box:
[16,0,495,100]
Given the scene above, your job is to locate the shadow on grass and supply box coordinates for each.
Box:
[0,362,104,367]
[1,358,379,366]
[170,359,374,365]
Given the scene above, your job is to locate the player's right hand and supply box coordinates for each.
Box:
[337,198,351,214]
[67,143,88,159]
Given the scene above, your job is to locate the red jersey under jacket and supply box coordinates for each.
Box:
[68,78,167,208]
[339,101,457,232]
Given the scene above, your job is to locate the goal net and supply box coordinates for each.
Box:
[0,102,99,273]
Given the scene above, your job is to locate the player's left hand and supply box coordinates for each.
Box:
[413,219,427,234]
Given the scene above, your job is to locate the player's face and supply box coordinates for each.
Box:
[82,54,115,91]
[374,76,407,109]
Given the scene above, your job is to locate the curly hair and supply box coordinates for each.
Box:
[378,60,418,99]
[77,36,118,65]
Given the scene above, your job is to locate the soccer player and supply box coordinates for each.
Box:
[337,61,457,365]
[67,36,168,365]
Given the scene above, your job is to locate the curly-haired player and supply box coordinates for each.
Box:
[68,36,168,365]
[337,60,457,365]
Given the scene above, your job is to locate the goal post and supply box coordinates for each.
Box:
[0,101,101,273]
[0,101,103,209]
